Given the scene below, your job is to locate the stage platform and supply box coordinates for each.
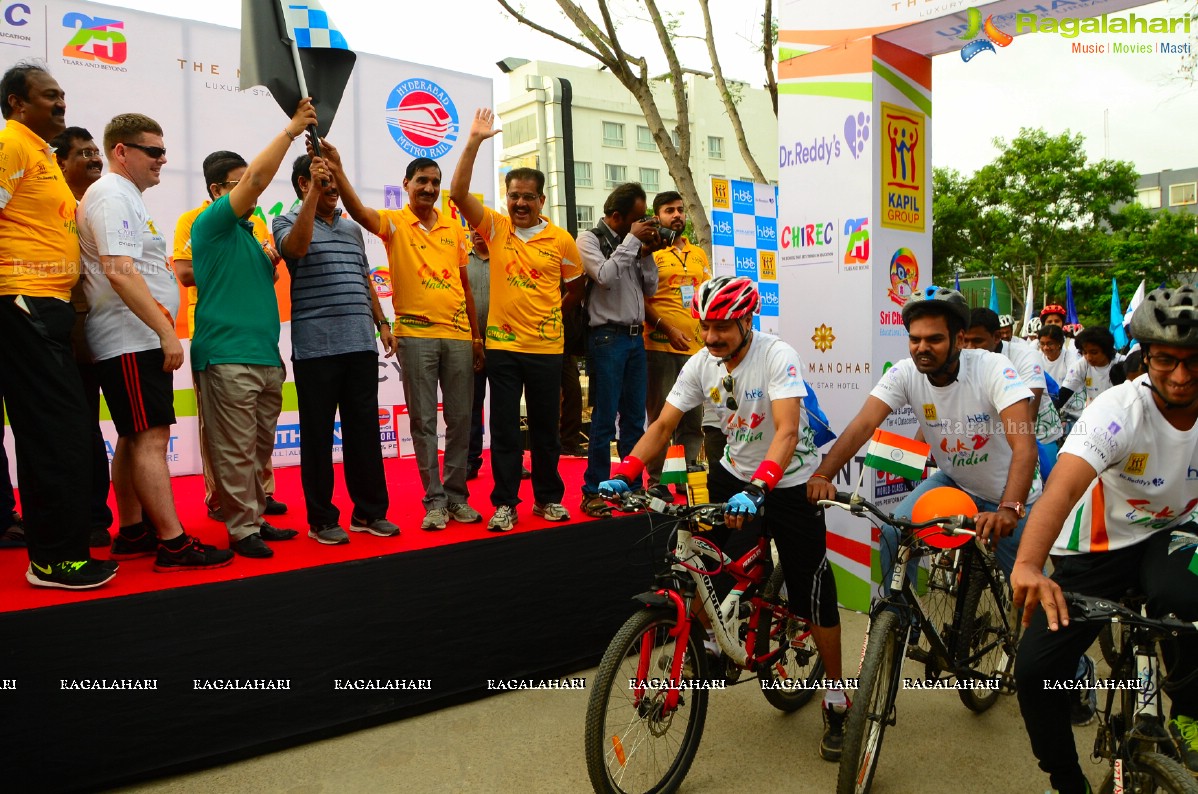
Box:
[0,453,665,793]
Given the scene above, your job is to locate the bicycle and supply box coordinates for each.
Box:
[818,491,1022,794]
[583,492,826,794]
[1063,591,1198,794]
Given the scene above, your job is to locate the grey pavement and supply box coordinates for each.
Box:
[118,609,1112,794]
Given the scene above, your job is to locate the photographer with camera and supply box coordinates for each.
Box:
[577,182,664,518]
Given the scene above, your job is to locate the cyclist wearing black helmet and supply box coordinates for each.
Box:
[1013,286,1198,794]
[808,286,1041,590]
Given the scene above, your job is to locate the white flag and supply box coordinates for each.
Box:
[1021,275,1034,332]
[1123,279,1146,328]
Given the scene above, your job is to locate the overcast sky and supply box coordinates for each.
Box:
[110,0,1197,177]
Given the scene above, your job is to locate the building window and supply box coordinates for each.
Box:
[639,168,660,193]
[602,121,625,148]
[708,136,724,160]
[1136,187,1162,209]
[1169,182,1197,207]
[502,115,536,146]
[671,130,680,150]
[574,161,592,188]
[637,125,655,151]
[605,164,627,189]
[576,206,595,228]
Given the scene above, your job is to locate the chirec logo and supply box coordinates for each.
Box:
[63,12,128,66]
[781,222,833,250]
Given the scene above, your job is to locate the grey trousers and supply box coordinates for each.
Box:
[396,336,473,508]
[645,350,703,485]
[195,364,284,540]
[194,374,274,512]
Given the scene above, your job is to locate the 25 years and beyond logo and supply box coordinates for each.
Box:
[385,79,459,159]
[62,12,127,65]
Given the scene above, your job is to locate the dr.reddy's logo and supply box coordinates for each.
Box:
[385,79,459,159]
[958,7,1013,62]
[63,12,127,65]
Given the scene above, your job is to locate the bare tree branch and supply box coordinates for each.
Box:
[643,0,690,166]
[698,0,766,182]
[763,0,778,115]
[495,0,608,65]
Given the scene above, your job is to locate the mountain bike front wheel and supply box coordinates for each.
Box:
[584,608,709,794]
[1098,752,1198,794]
[837,609,903,794]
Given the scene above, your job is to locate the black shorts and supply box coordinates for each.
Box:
[707,462,839,627]
[95,349,176,437]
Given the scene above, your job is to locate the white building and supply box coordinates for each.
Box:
[496,59,777,235]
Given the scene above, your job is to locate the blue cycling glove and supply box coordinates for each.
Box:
[725,483,766,516]
[598,476,632,497]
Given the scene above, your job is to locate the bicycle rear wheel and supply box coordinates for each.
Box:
[953,549,1010,712]
[1097,752,1198,794]
[756,564,825,711]
[584,608,709,794]
[916,546,966,680]
[837,609,903,794]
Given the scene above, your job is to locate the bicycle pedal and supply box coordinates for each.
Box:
[906,645,931,664]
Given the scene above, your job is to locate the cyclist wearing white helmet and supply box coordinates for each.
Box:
[808,286,1041,588]
[998,313,1015,342]
[598,275,848,762]
[1013,285,1198,793]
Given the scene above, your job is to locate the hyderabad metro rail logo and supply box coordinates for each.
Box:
[958,7,1014,62]
[385,79,460,159]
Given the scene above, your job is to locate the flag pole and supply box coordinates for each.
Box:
[287,37,322,158]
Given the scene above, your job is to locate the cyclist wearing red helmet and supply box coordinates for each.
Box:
[599,275,848,761]
[1013,286,1198,793]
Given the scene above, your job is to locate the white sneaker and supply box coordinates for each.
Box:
[487,505,518,532]
[421,507,449,531]
[447,503,482,523]
[532,502,570,522]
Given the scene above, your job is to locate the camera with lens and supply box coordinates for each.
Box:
[658,226,679,245]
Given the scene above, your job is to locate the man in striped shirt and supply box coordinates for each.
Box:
[273,155,399,544]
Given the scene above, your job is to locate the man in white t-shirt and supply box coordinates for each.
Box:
[809,287,1041,589]
[78,113,231,573]
[1013,286,1198,794]
[598,277,848,762]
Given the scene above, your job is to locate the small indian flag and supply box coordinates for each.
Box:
[661,445,688,486]
[863,429,930,481]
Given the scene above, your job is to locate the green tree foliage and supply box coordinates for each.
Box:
[932,128,1198,327]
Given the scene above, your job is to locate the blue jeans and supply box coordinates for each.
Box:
[583,327,647,494]
[878,470,1029,596]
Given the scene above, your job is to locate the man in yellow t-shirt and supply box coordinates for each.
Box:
[642,191,711,498]
[324,143,483,531]
[450,108,584,532]
[0,64,114,588]
[173,152,286,522]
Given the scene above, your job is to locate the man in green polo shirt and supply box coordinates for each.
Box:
[191,99,315,558]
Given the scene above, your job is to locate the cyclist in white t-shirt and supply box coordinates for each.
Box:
[808,287,1041,591]
[1013,286,1198,794]
[1056,326,1125,427]
[598,276,848,762]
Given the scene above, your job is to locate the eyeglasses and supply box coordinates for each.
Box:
[218,180,240,187]
[1146,353,1198,374]
[73,148,99,159]
[507,192,539,203]
[721,373,738,411]
[123,142,166,159]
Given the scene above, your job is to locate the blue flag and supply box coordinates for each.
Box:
[1065,276,1079,325]
[954,272,961,292]
[802,384,837,448]
[989,275,999,312]
[1110,277,1129,348]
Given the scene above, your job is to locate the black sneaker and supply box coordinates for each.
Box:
[26,559,117,589]
[88,526,111,548]
[230,533,273,558]
[110,524,158,560]
[1070,654,1098,727]
[258,521,298,541]
[820,699,850,761]
[154,535,235,572]
[0,520,25,549]
[264,497,288,515]
[646,484,674,502]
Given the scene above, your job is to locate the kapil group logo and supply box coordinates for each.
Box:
[63,12,127,65]
[958,7,1013,62]
[385,79,459,159]
[887,248,919,307]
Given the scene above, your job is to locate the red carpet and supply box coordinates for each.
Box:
[0,451,598,614]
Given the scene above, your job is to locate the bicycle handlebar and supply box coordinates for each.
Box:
[817,491,977,536]
[1063,592,1198,636]
[607,491,727,525]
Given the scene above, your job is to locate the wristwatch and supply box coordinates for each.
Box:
[998,501,1026,519]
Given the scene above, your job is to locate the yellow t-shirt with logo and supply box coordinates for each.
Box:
[644,239,710,355]
[173,201,273,337]
[377,205,469,340]
[478,208,582,354]
[0,120,79,300]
